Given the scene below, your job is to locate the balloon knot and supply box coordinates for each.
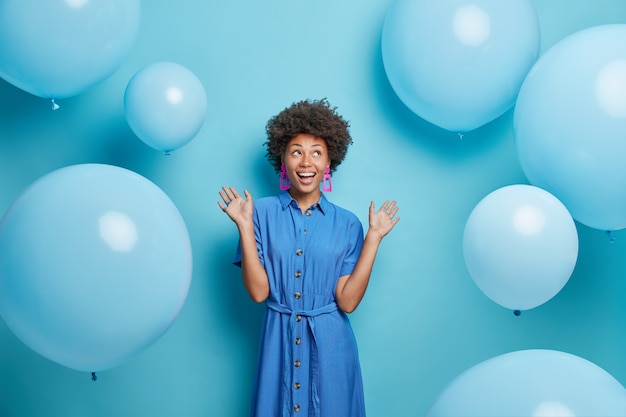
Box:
[51,99,60,110]
[91,372,97,382]
[513,310,521,316]
[457,133,464,140]
[606,230,617,243]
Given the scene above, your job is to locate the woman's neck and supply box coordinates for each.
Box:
[288,189,321,213]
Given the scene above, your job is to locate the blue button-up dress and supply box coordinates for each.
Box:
[234,191,366,417]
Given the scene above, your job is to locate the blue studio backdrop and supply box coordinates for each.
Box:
[1,1,626,416]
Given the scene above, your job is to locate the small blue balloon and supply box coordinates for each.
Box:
[0,164,193,372]
[382,0,539,132]
[515,24,626,231]
[427,350,626,417]
[124,62,208,153]
[463,185,578,311]
[0,0,140,99]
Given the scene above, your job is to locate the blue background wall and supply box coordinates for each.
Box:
[1,1,626,416]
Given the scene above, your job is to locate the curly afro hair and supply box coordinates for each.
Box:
[264,98,352,174]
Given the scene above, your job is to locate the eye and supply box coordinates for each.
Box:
[313,150,322,157]
[291,150,302,156]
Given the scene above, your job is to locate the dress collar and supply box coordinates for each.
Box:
[279,190,329,215]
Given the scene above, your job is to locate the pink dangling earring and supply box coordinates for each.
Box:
[280,164,291,190]
[322,167,332,192]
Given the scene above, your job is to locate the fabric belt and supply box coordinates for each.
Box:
[266,300,338,417]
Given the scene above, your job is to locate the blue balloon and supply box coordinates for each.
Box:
[0,0,140,99]
[427,349,626,417]
[0,164,192,372]
[381,0,539,132]
[124,62,208,153]
[463,185,578,311]
[515,24,626,231]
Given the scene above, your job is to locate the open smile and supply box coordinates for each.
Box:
[297,172,316,184]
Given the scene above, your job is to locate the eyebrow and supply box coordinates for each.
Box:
[288,143,324,148]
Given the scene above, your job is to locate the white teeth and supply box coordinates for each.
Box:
[299,173,315,177]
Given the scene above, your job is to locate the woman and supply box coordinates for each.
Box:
[218,99,399,416]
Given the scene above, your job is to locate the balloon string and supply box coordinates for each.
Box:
[91,372,97,382]
[606,230,616,243]
[51,99,60,110]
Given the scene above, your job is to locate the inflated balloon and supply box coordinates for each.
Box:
[124,62,208,153]
[382,0,539,132]
[0,0,140,99]
[463,185,578,311]
[515,24,626,231]
[0,164,192,372]
[427,349,626,417]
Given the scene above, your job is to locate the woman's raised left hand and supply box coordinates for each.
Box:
[368,200,400,240]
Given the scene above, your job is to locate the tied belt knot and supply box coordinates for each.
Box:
[266,299,338,417]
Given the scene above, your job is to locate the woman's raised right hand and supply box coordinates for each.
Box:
[218,186,253,225]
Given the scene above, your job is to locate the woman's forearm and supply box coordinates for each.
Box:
[335,231,383,313]
[238,222,270,302]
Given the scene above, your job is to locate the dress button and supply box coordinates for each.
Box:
[294,360,301,367]
[305,210,312,216]
[294,271,302,278]
[303,229,307,234]
[294,292,301,299]
[295,337,301,345]
[296,249,303,256]
[294,382,301,390]
[295,315,302,322]
[294,405,301,412]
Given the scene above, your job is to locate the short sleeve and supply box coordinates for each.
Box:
[339,217,364,277]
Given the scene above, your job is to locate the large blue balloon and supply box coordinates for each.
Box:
[463,185,578,311]
[0,164,192,372]
[0,0,140,99]
[124,62,208,153]
[382,0,539,132]
[515,24,626,231]
[427,349,626,417]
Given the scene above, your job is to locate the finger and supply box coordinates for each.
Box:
[243,189,252,200]
[217,201,226,211]
[384,201,399,217]
[219,189,229,202]
[220,186,233,202]
[229,186,242,200]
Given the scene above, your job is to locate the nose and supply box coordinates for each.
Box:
[300,154,312,166]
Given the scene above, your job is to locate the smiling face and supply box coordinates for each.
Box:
[282,133,330,207]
